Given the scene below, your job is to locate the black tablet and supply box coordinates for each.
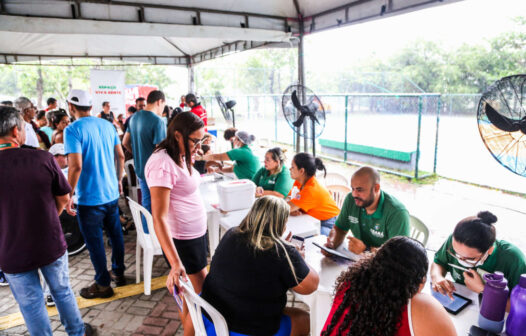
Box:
[431,289,472,315]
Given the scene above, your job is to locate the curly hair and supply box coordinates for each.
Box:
[322,236,428,336]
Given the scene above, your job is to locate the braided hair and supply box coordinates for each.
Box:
[322,236,428,336]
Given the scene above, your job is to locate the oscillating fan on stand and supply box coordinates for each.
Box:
[215,91,237,128]
[477,74,526,177]
[282,84,326,155]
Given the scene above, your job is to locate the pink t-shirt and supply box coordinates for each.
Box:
[145,149,207,240]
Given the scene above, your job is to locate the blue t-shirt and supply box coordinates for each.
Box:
[64,116,120,206]
[126,110,167,180]
[40,126,53,142]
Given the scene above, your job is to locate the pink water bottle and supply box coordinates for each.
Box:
[506,274,526,336]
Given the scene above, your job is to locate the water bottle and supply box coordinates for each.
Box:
[506,274,526,336]
[478,271,509,333]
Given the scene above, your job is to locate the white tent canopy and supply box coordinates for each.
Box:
[0,0,461,66]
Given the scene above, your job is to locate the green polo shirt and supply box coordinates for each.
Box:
[251,166,293,198]
[226,145,261,180]
[335,191,410,248]
[434,235,526,290]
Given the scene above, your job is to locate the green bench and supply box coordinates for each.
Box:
[319,139,416,171]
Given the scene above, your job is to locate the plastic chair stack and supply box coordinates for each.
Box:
[320,172,349,187]
[127,197,163,295]
[327,184,351,209]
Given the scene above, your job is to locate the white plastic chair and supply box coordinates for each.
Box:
[181,280,229,336]
[327,184,351,209]
[409,215,430,247]
[127,197,163,295]
[125,159,141,203]
[320,172,349,187]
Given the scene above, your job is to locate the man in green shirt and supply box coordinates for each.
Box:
[325,167,410,254]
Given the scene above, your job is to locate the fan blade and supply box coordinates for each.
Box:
[291,90,303,110]
[308,112,321,125]
[292,113,307,128]
[520,117,526,134]
[485,103,521,132]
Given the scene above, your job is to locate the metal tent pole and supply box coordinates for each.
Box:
[298,18,308,154]
[187,62,195,93]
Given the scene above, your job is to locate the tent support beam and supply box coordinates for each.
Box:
[188,62,195,93]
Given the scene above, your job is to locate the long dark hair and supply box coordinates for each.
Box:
[453,211,497,253]
[292,152,326,178]
[322,236,428,336]
[155,112,204,174]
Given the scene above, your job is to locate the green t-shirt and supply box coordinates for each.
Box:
[227,145,261,180]
[434,235,526,290]
[335,191,410,248]
[251,165,293,198]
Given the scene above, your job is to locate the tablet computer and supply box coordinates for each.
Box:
[312,242,357,261]
[431,289,472,315]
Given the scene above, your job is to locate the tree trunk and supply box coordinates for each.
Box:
[36,68,44,109]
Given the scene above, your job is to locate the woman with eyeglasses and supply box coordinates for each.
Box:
[431,211,526,301]
[200,130,261,180]
[253,147,293,198]
[145,112,208,296]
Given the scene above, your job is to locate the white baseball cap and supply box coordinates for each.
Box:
[67,89,92,106]
[49,143,65,156]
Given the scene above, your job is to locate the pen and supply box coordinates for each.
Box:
[448,263,469,272]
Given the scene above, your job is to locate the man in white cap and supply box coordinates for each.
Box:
[64,89,126,299]
[49,143,68,171]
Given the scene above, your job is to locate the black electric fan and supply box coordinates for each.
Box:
[215,91,237,128]
[281,84,326,155]
[477,74,526,177]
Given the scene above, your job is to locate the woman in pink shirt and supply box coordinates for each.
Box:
[145,112,207,295]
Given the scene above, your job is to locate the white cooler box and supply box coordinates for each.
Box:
[217,179,256,212]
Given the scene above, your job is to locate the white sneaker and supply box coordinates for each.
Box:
[0,272,8,286]
[46,295,55,307]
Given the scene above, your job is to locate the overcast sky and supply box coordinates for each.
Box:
[305,0,526,71]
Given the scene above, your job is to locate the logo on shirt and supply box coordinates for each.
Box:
[370,229,384,238]
[268,180,275,184]
[374,223,380,231]
[452,268,462,281]
[349,216,359,224]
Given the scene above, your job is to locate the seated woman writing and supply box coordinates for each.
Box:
[322,236,456,336]
[200,130,260,180]
[253,147,293,198]
[431,211,526,306]
[288,153,340,235]
[189,196,319,336]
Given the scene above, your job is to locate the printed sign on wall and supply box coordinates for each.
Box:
[90,69,126,117]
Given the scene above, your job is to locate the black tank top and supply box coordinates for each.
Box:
[100,111,115,123]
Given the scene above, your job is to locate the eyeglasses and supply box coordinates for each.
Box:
[188,136,206,148]
[447,247,488,267]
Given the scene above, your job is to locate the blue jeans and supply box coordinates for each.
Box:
[138,177,151,234]
[4,253,85,336]
[77,199,125,287]
[320,216,338,236]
